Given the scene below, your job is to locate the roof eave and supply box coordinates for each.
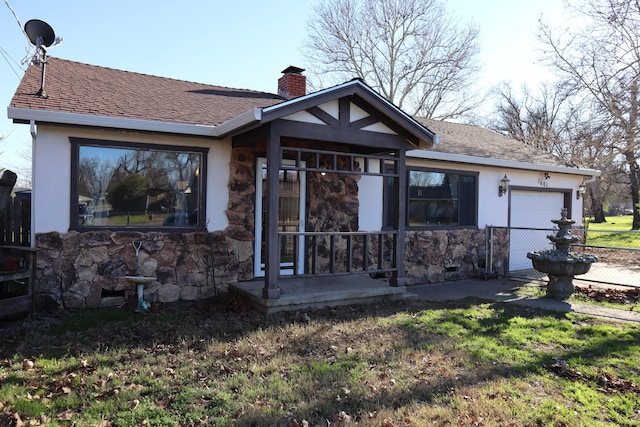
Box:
[8,107,217,137]
[408,149,602,177]
[212,108,263,138]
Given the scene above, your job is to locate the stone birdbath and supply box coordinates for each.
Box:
[527,208,598,299]
[123,240,156,312]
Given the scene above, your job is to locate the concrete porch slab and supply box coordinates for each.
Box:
[229,275,409,314]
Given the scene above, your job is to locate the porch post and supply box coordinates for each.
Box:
[390,149,406,287]
[263,124,281,299]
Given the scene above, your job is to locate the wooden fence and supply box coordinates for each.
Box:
[0,192,31,246]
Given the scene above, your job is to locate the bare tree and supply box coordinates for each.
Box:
[490,80,619,222]
[539,0,640,228]
[303,0,483,120]
[491,81,575,159]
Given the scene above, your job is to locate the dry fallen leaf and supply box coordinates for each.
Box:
[131,399,140,410]
[56,408,76,421]
[11,412,23,427]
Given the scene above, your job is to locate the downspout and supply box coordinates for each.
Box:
[30,120,36,247]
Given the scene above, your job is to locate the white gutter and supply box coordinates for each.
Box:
[212,108,262,137]
[29,120,36,247]
[9,106,265,139]
[408,149,602,177]
[9,107,218,137]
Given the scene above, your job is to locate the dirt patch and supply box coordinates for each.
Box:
[574,285,640,304]
[547,362,640,395]
[585,247,640,267]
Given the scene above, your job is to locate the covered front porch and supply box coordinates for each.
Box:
[226,80,435,310]
[229,274,410,314]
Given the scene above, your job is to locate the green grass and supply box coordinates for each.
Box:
[1,298,640,426]
[585,216,640,248]
[587,215,634,230]
[98,213,168,226]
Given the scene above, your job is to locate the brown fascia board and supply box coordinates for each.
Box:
[259,79,435,148]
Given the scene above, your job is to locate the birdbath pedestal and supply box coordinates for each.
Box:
[123,241,156,312]
[124,275,156,312]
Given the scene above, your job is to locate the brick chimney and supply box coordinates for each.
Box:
[278,66,306,100]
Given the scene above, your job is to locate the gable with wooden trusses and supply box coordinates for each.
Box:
[230,79,435,152]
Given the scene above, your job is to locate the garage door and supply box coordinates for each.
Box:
[509,190,565,271]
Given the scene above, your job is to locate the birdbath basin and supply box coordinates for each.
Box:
[124,276,156,312]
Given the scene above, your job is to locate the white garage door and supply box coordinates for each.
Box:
[509,190,565,271]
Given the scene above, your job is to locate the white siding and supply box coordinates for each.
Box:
[358,160,383,230]
[33,125,230,233]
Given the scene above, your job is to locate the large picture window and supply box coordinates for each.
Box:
[71,138,206,229]
[384,166,477,228]
[408,170,477,226]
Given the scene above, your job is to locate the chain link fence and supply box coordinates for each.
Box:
[487,226,640,289]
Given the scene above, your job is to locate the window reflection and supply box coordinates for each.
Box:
[76,143,203,228]
[406,170,476,227]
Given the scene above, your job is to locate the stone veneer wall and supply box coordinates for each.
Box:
[404,228,508,284]
[33,145,260,311]
[34,230,252,310]
[33,226,509,310]
[33,226,508,310]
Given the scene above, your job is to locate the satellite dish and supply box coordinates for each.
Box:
[23,19,58,98]
[24,19,56,47]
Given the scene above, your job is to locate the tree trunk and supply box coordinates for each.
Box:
[587,181,606,223]
[629,158,640,229]
[591,203,606,223]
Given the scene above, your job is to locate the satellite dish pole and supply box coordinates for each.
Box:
[23,19,60,98]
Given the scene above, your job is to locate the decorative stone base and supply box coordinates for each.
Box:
[546,275,575,300]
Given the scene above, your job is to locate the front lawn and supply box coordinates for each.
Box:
[585,216,640,248]
[1,296,639,426]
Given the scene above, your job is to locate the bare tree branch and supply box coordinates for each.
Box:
[303,0,483,120]
[535,0,640,226]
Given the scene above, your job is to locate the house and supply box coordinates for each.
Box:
[7,58,600,312]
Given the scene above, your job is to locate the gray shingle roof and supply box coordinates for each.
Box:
[415,118,568,169]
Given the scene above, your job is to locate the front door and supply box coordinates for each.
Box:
[254,158,306,277]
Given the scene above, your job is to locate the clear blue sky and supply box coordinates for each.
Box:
[0,0,565,182]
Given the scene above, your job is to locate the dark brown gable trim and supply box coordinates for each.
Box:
[307,106,339,126]
[260,81,433,147]
[270,119,409,151]
[350,115,381,130]
[348,96,417,141]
